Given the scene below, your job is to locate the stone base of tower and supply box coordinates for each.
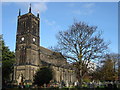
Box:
[13,65,39,85]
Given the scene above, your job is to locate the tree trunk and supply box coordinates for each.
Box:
[79,70,82,88]
[76,67,83,88]
[78,77,82,88]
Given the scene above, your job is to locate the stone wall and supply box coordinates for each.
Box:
[39,46,77,85]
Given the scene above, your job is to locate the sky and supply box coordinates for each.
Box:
[2,2,118,53]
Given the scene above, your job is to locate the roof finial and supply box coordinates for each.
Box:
[19,9,21,16]
[29,3,31,13]
[37,10,39,18]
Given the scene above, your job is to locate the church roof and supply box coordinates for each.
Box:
[39,46,73,69]
[39,46,66,60]
[39,46,54,55]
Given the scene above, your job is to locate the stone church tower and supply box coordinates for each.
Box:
[14,5,77,86]
[14,5,40,84]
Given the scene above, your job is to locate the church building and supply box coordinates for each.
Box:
[13,5,77,86]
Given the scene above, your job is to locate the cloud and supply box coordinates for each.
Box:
[72,9,94,15]
[32,3,47,15]
[9,2,47,15]
[67,3,76,7]
[82,3,95,8]
[44,19,56,26]
[72,10,81,15]
[43,19,61,31]
[72,3,95,15]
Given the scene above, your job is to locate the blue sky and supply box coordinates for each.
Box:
[2,2,118,53]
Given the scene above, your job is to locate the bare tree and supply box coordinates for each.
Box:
[55,21,109,86]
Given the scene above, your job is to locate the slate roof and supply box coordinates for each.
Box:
[39,46,73,69]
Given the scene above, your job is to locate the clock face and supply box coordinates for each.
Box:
[33,38,35,42]
[21,37,24,41]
